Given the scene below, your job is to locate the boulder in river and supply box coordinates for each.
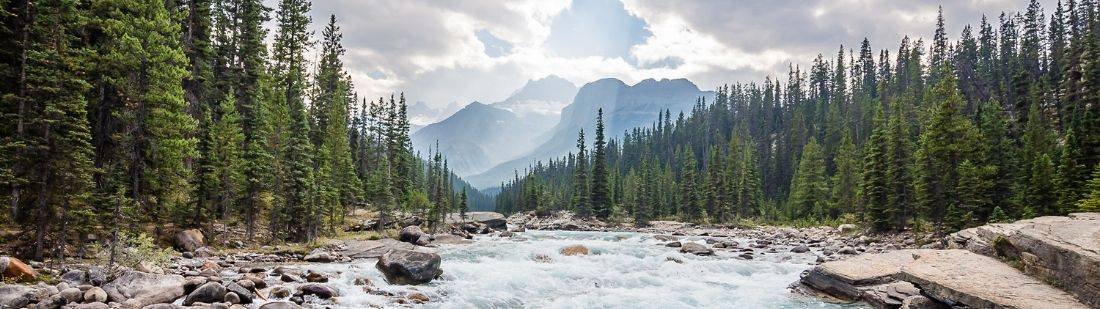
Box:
[399,225,430,246]
[559,244,590,256]
[376,249,444,285]
[296,283,339,299]
[182,282,226,305]
[680,242,714,256]
[175,229,205,252]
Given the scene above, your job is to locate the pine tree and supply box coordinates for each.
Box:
[7,0,98,259]
[95,0,197,236]
[232,0,275,241]
[1078,164,1100,212]
[830,131,860,219]
[863,112,892,231]
[203,93,244,223]
[313,14,361,231]
[789,139,827,219]
[915,74,983,233]
[572,129,589,216]
[270,0,316,240]
[591,109,611,218]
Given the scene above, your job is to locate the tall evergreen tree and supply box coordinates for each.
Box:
[591,109,611,219]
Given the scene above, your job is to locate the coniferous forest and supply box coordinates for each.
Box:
[497,1,1100,234]
[0,0,488,260]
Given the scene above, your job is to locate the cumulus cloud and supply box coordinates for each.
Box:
[270,0,1056,109]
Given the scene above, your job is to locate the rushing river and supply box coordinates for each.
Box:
[293,230,864,308]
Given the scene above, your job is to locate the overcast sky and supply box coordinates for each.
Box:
[279,0,1054,108]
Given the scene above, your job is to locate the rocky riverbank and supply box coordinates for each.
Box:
[5,211,1092,308]
[798,213,1099,309]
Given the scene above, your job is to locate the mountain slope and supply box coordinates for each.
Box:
[411,76,577,176]
[466,78,714,188]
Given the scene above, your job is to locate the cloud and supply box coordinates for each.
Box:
[270,0,1058,110]
[543,0,651,59]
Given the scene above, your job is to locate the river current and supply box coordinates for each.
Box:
[294,230,864,308]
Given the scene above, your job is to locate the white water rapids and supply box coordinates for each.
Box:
[288,230,866,308]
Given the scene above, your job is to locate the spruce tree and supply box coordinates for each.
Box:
[572,129,589,216]
[591,109,611,218]
[915,74,983,233]
[95,0,197,235]
[1078,164,1100,212]
[788,139,827,219]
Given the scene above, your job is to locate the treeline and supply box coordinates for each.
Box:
[497,1,1100,234]
[0,0,482,260]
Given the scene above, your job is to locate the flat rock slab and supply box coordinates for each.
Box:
[947,212,1100,307]
[803,249,1088,308]
[897,249,1087,309]
[341,239,416,259]
[802,249,938,298]
[445,212,507,229]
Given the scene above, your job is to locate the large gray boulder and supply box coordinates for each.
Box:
[175,229,204,252]
[0,284,43,308]
[679,242,713,256]
[446,212,507,230]
[399,226,430,246]
[182,282,226,305]
[102,270,185,307]
[945,213,1100,307]
[376,249,443,285]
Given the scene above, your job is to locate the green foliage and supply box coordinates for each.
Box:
[97,232,175,271]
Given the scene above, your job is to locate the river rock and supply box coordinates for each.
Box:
[837,224,858,233]
[175,229,205,252]
[0,284,42,308]
[305,270,329,283]
[103,270,185,307]
[270,286,291,298]
[2,256,38,282]
[296,283,338,299]
[376,249,443,285]
[559,245,590,256]
[225,282,253,304]
[183,282,226,305]
[60,287,84,303]
[791,244,810,253]
[259,301,302,309]
[61,269,87,285]
[74,302,109,309]
[399,225,430,246]
[407,292,430,303]
[680,242,713,256]
[303,249,334,262]
[224,291,240,304]
[84,286,107,303]
[945,213,1100,307]
[665,241,681,247]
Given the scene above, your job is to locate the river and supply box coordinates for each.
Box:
[289,230,865,308]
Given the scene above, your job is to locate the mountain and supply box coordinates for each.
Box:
[493,75,577,117]
[411,76,578,176]
[465,78,713,188]
[407,100,463,128]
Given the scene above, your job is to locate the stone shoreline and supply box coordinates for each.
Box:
[4,211,1094,308]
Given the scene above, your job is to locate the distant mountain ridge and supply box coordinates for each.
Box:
[411,75,578,176]
[465,77,714,188]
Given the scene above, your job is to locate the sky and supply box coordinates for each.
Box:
[283,0,1054,108]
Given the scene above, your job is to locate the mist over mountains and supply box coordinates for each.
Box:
[413,75,713,188]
